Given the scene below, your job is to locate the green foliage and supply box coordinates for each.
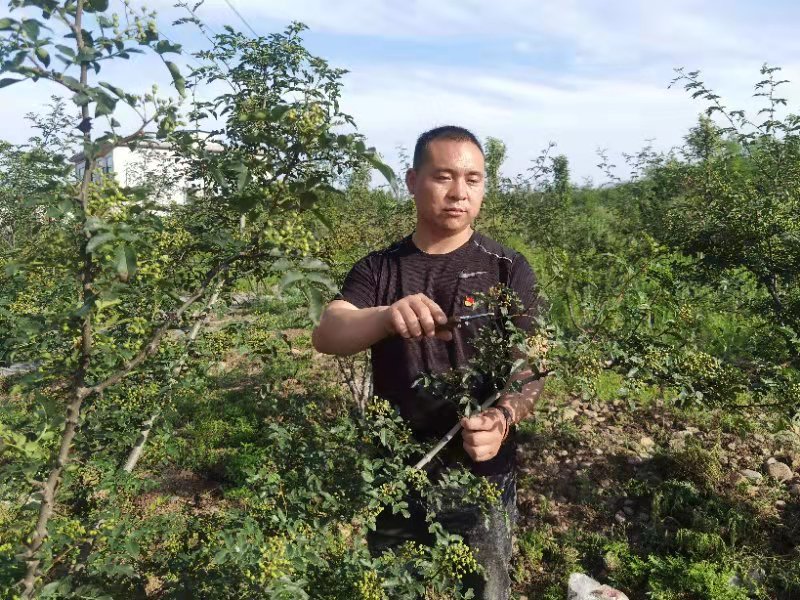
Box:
[1,1,800,595]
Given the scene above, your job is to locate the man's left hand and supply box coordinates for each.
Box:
[461,408,506,462]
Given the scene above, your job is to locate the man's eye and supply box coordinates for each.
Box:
[468,179,481,185]
[436,175,450,181]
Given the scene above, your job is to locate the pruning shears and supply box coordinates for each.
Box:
[435,312,495,332]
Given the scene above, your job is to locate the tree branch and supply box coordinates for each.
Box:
[412,370,551,471]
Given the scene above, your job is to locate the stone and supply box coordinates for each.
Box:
[767,461,794,482]
[0,361,40,377]
[614,511,627,525]
[568,573,630,600]
[789,484,800,497]
[740,469,763,483]
[562,408,579,421]
[669,437,687,451]
[766,457,777,465]
[639,436,655,449]
[775,500,787,509]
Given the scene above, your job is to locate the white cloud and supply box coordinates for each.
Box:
[2,0,799,185]
[340,61,800,183]
[171,0,800,67]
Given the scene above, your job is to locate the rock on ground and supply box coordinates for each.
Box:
[568,573,630,600]
[766,461,794,483]
[0,361,39,377]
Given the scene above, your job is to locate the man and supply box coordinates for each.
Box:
[312,126,545,599]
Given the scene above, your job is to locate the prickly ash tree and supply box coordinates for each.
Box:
[0,2,393,596]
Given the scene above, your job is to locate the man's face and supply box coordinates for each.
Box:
[406,139,485,234]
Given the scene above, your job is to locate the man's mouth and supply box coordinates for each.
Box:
[444,208,467,215]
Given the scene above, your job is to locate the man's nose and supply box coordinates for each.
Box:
[448,177,468,200]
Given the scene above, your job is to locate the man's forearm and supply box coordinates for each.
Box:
[496,368,545,426]
[312,304,390,356]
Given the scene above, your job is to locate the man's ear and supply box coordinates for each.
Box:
[405,168,417,196]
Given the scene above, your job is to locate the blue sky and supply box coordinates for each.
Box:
[2,0,799,182]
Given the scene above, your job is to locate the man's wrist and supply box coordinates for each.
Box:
[493,405,513,441]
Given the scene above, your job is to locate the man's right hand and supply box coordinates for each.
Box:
[384,293,453,342]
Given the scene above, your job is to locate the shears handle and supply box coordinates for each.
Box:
[435,316,464,332]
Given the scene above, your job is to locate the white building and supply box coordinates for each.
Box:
[72,139,223,205]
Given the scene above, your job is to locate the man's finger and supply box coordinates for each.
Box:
[390,309,410,338]
[398,304,422,338]
[434,329,453,342]
[418,295,448,325]
[409,297,437,337]
[462,429,499,446]
[461,411,503,432]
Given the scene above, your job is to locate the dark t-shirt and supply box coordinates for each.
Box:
[334,230,542,476]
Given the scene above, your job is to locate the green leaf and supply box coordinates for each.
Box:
[77,47,98,63]
[0,78,22,89]
[299,257,329,271]
[35,47,50,67]
[279,270,305,292]
[4,262,23,276]
[271,258,292,272]
[21,19,41,40]
[0,18,17,31]
[72,92,91,107]
[298,189,319,209]
[99,82,126,98]
[86,231,116,253]
[86,0,109,12]
[60,75,83,91]
[307,287,323,323]
[155,40,182,55]
[82,213,106,232]
[55,44,76,58]
[95,93,117,118]
[124,539,140,558]
[304,272,336,292]
[113,245,137,281]
[165,61,186,98]
[365,149,396,184]
[271,104,292,120]
[310,207,333,231]
[510,358,527,375]
[236,164,250,193]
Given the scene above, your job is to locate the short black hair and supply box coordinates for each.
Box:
[412,125,484,170]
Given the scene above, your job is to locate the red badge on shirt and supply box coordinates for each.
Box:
[464,295,475,307]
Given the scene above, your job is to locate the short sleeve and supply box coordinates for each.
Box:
[333,255,376,309]
[508,254,546,332]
